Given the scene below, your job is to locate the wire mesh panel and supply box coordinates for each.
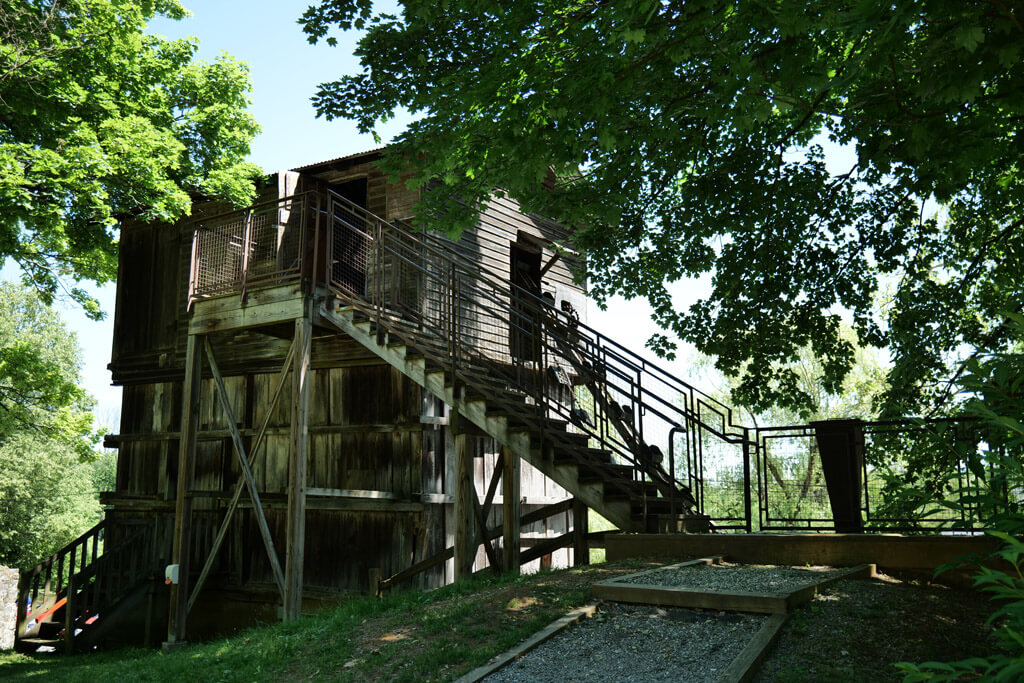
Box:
[328,196,372,296]
[862,421,990,531]
[191,215,249,297]
[755,427,836,530]
[189,194,310,301]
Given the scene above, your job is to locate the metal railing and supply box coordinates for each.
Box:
[185,188,998,533]
[323,190,752,528]
[748,419,995,532]
[188,192,317,304]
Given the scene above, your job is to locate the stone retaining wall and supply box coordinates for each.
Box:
[0,565,18,651]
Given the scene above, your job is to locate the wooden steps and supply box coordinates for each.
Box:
[319,303,705,532]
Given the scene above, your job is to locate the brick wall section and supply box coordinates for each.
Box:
[0,565,17,651]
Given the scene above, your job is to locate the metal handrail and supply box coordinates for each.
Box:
[322,189,751,526]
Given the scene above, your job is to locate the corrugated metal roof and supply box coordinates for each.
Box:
[290,147,387,172]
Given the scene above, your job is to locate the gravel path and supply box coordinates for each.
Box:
[484,602,765,683]
[618,562,841,594]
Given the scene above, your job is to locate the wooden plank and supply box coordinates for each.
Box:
[721,613,789,683]
[190,284,308,334]
[380,547,455,591]
[572,499,589,567]
[191,283,303,318]
[502,446,521,574]
[518,531,574,566]
[593,561,876,616]
[285,314,312,620]
[604,533,996,574]
[592,582,790,614]
[453,605,598,683]
[165,332,202,647]
[306,487,401,499]
[107,422,423,444]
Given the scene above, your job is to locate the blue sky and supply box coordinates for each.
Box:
[47,1,705,431]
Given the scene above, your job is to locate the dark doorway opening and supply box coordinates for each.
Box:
[510,237,542,361]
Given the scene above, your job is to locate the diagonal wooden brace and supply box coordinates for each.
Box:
[187,338,289,611]
[472,453,504,569]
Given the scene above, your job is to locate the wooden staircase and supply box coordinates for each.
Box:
[16,520,162,653]
[318,301,707,533]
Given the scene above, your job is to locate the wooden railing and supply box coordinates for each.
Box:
[17,520,105,640]
[17,519,159,652]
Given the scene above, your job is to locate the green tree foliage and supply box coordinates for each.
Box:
[0,434,104,570]
[301,0,1023,417]
[896,340,1024,679]
[0,283,103,569]
[699,329,889,426]
[1,0,262,315]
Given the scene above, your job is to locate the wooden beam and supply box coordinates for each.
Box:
[189,284,308,334]
[165,333,202,647]
[306,487,401,499]
[573,498,590,567]
[519,532,574,566]
[537,252,561,278]
[454,432,474,580]
[380,547,455,592]
[591,561,874,615]
[502,446,521,574]
[284,314,312,620]
[191,338,287,611]
[721,614,789,683]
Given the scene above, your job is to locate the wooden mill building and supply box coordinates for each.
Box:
[16,148,705,652]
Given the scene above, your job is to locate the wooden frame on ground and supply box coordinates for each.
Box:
[592,557,877,614]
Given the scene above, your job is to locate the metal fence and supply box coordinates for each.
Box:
[185,188,1003,535]
[188,192,314,303]
[721,419,996,532]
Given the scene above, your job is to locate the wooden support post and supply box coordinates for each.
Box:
[473,453,503,570]
[63,572,74,654]
[368,568,382,597]
[573,498,590,566]
[502,446,521,574]
[166,333,202,648]
[284,315,312,620]
[454,430,475,580]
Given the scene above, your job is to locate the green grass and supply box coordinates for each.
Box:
[0,569,592,682]
[588,511,619,564]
